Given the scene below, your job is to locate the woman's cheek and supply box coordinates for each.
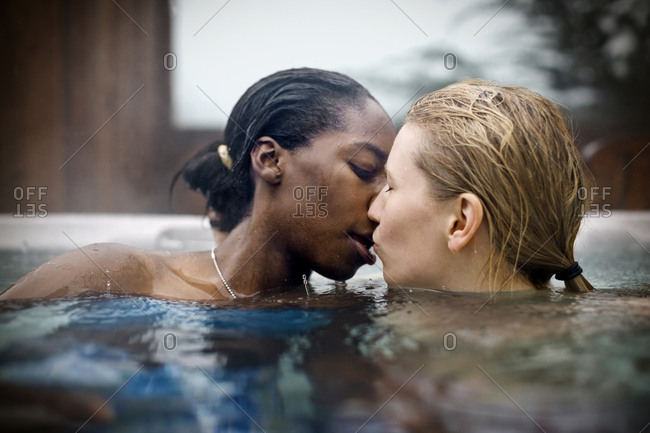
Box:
[381,214,400,248]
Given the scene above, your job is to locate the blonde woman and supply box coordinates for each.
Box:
[369,79,594,293]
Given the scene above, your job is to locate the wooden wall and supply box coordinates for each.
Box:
[0,0,217,215]
[583,135,650,210]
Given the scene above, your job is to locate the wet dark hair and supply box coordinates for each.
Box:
[175,68,376,231]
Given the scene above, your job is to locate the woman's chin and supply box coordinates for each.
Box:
[315,263,359,282]
[381,268,405,288]
[380,265,423,289]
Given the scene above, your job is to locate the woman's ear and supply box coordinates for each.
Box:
[447,193,484,253]
[250,136,283,185]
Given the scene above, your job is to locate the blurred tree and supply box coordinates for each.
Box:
[503,0,649,130]
[356,47,484,126]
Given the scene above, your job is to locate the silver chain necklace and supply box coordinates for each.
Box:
[211,246,237,299]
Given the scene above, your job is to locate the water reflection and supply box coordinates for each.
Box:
[0,280,649,432]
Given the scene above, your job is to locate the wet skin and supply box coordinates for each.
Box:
[0,99,395,300]
[265,99,395,281]
[368,123,532,292]
[368,123,453,288]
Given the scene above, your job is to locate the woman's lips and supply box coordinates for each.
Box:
[372,242,383,262]
[350,234,376,265]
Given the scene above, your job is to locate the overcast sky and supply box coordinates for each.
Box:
[169,0,585,129]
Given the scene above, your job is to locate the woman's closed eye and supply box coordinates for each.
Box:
[349,163,376,181]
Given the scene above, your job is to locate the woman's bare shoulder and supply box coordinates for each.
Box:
[0,243,156,300]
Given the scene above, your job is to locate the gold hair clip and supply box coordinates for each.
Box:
[217,144,233,169]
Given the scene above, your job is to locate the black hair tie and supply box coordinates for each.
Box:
[555,261,583,281]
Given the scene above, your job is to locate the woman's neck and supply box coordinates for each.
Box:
[438,238,534,293]
[212,217,308,297]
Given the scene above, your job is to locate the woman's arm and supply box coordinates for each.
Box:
[0,243,153,300]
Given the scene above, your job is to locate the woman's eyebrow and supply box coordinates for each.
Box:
[349,141,388,162]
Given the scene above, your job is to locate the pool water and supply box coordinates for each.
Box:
[0,212,649,432]
[1,282,649,432]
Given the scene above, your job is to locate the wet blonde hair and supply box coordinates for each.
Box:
[406,79,594,293]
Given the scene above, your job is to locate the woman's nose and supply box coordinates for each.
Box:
[368,185,387,223]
